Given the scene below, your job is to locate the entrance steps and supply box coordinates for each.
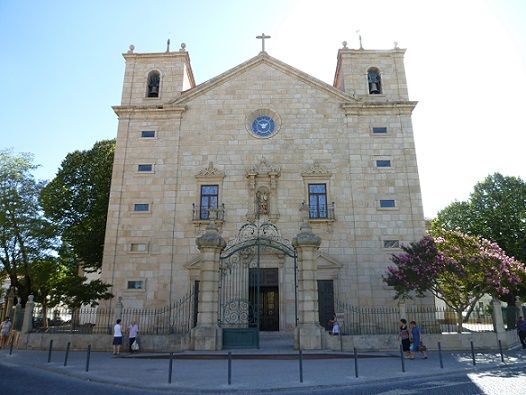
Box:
[258,331,295,351]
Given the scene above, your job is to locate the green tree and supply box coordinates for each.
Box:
[0,150,57,305]
[40,139,115,272]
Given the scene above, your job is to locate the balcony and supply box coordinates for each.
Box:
[301,201,335,222]
[192,203,225,224]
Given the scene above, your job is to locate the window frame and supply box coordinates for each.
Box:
[199,184,219,220]
[133,203,150,212]
[140,130,156,139]
[137,163,154,173]
[308,183,328,219]
[379,199,396,209]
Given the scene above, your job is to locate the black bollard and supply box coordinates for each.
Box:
[470,340,476,366]
[399,344,405,373]
[354,347,358,378]
[64,342,71,366]
[85,344,91,372]
[168,352,173,383]
[299,350,304,383]
[339,331,343,352]
[498,339,504,363]
[47,339,53,363]
[9,336,14,355]
[438,341,444,369]
[227,352,232,385]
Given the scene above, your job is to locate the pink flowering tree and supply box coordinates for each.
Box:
[384,230,525,332]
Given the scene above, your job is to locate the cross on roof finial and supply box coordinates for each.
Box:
[256,33,271,53]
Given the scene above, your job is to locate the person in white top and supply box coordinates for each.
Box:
[331,320,341,336]
[112,319,122,355]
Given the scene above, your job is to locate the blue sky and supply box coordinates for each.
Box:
[2,0,525,218]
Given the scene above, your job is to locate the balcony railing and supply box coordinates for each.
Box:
[192,203,225,222]
[301,201,335,221]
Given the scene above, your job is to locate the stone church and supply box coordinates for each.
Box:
[100,37,426,349]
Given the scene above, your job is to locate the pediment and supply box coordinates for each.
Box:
[169,52,355,105]
[317,252,343,270]
[184,254,201,270]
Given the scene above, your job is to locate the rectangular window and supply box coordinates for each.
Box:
[133,203,150,212]
[372,127,387,134]
[383,240,400,248]
[376,160,392,168]
[379,199,396,208]
[130,243,148,252]
[308,184,328,219]
[137,164,153,172]
[200,185,218,220]
[127,280,144,290]
[140,130,156,138]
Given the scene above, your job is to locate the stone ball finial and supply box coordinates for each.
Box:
[196,222,226,250]
[180,42,187,52]
[342,41,348,48]
[292,220,321,248]
[128,44,135,54]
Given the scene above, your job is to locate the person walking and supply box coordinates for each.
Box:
[517,316,526,349]
[128,321,138,352]
[398,319,411,358]
[0,318,12,348]
[409,320,428,359]
[112,319,123,355]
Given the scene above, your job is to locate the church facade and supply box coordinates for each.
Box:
[100,39,427,348]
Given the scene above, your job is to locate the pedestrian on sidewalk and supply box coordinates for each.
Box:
[399,319,411,358]
[128,321,138,352]
[112,319,123,355]
[0,318,12,348]
[517,316,526,349]
[409,320,428,359]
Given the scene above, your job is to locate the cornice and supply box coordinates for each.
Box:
[113,105,187,118]
[341,101,417,115]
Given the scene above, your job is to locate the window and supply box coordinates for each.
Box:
[199,185,218,220]
[379,199,396,208]
[133,203,150,212]
[383,240,400,248]
[137,164,153,172]
[141,130,156,138]
[308,184,328,219]
[376,160,392,168]
[367,67,382,94]
[372,127,387,134]
[146,70,160,98]
[130,243,148,253]
[127,280,144,290]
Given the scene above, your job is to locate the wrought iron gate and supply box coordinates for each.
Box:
[219,222,297,349]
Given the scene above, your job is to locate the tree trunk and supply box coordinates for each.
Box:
[456,310,463,333]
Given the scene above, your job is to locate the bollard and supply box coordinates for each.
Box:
[354,347,358,378]
[498,339,504,363]
[9,336,14,355]
[339,331,343,352]
[299,350,303,383]
[227,352,232,385]
[168,352,173,384]
[399,344,405,373]
[64,342,71,366]
[470,340,476,366]
[85,344,91,372]
[438,341,444,369]
[47,339,53,363]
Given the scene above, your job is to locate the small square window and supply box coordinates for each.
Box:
[376,160,392,168]
[130,243,148,252]
[383,240,400,248]
[372,127,387,134]
[141,130,156,138]
[127,280,144,289]
[133,203,150,212]
[137,164,153,172]
[379,199,396,208]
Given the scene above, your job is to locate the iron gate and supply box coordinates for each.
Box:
[219,222,297,349]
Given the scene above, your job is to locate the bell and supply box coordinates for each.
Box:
[369,82,380,94]
[150,85,158,95]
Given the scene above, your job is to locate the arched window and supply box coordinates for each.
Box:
[146,70,160,98]
[367,67,382,94]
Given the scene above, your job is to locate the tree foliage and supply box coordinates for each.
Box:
[384,230,526,332]
[0,150,57,305]
[40,139,115,272]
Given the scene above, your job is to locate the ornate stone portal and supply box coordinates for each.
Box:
[246,157,280,222]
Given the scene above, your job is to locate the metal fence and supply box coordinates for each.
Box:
[32,289,196,335]
[335,301,495,335]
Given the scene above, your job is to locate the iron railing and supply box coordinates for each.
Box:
[192,203,225,221]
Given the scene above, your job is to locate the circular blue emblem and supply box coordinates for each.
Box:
[251,116,275,137]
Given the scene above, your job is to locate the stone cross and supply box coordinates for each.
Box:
[256,33,271,52]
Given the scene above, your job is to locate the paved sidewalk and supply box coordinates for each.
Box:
[1,346,525,393]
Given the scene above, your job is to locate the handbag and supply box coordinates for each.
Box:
[418,343,427,352]
[131,340,139,351]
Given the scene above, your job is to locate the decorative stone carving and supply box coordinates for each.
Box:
[195,161,224,179]
[196,223,226,250]
[256,187,270,216]
[246,157,281,177]
[246,158,280,221]
[301,160,331,177]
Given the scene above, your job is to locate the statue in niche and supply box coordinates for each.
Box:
[256,190,269,216]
